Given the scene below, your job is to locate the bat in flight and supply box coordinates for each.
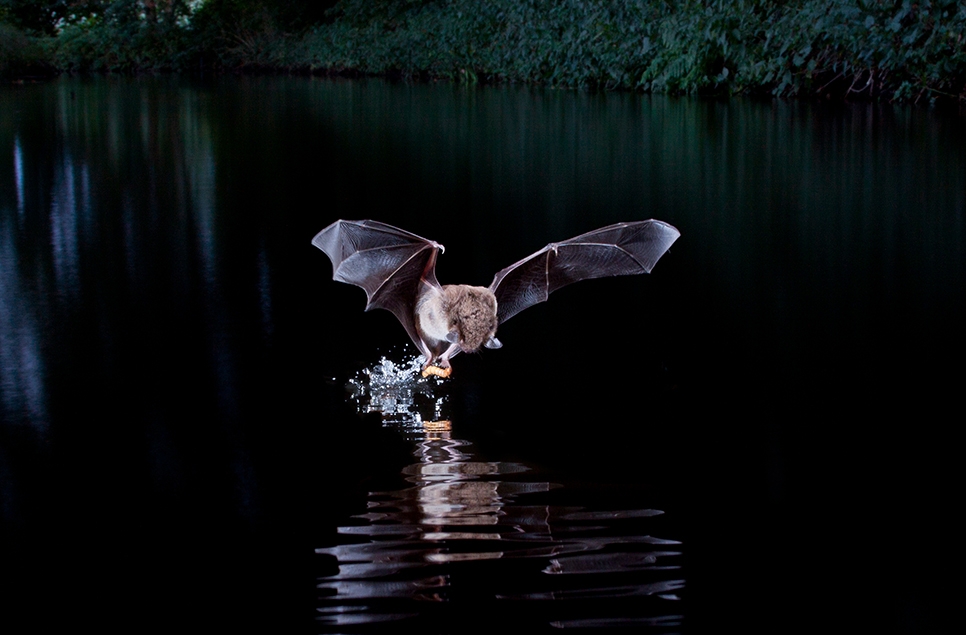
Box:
[313,219,680,377]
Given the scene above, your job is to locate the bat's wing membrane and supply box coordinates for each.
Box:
[489,220,680,324]
[313,219,442,349]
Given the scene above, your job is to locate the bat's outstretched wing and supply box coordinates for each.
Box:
[312,219,442,349]
[488,220,680,324]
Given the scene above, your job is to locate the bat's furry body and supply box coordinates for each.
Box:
[313,219,680,372]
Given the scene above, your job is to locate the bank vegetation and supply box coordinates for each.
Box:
[2,0,964,103]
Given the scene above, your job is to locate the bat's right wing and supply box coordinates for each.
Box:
[489,220,680,324]
[312,219,442,350]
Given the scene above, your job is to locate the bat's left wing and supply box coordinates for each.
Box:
[312,219,442,350]
[488,220,680,324]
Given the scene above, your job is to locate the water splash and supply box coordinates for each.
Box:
[346,350,448,426]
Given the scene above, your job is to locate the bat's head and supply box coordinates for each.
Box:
[446,285,501,353]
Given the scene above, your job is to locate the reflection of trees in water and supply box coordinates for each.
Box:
[0,81,221,430]
[1,137,45,426]
[317,377,684,629]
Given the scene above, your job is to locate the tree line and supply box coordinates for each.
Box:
[2,1,964,103]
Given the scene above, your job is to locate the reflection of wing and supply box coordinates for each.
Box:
[488,220,680,324]
[312,219,442,349]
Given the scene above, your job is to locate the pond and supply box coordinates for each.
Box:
[1,76,962,632]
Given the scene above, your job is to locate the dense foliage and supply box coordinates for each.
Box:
[0,6,54,77]
[2,0,964,102]
[300,0,966,102]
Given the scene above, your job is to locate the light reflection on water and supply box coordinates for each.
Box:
[318,359,684,630]
[2,76,959,632]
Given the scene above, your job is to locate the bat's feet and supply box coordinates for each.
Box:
[421,365,452,379]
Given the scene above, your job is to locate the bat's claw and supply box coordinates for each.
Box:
[421,365,452,379]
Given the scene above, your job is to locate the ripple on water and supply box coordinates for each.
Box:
[320,357,684,631]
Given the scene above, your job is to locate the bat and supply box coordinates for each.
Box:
[312,219,680,377]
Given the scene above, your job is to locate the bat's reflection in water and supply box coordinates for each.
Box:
[317,360,685,630]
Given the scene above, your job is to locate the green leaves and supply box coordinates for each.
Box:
[10,0,966,102]
[1,20,55,77]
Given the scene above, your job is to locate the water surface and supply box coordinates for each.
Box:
[1,76,962,632]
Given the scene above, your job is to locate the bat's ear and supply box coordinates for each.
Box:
[485,337,502,350]
[446,330,460,344]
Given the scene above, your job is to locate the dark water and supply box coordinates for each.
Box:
[1,77,962,632]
